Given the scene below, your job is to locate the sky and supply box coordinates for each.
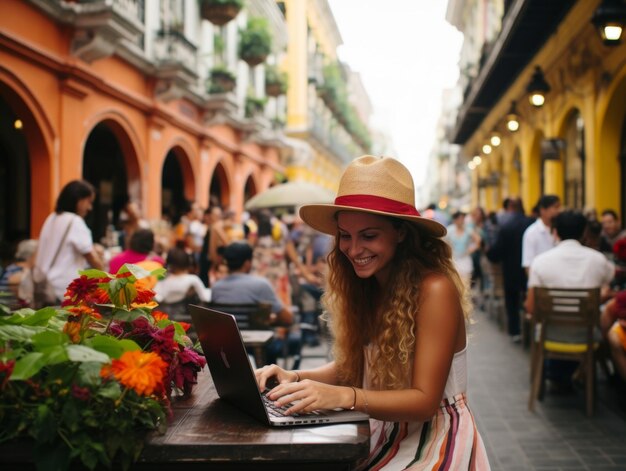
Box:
[328,1,463,191]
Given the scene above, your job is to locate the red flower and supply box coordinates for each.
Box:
[62,275,107,306]
[0,359,15,389]
[71,384,91,401]
[152,311,169,322]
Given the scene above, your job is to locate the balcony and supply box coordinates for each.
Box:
[29,0,144,63]
[152,29,198,101]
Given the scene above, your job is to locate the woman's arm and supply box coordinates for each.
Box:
[255,361,338,390]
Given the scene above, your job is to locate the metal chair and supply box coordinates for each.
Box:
[528,287,600,417]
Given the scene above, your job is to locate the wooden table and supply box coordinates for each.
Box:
[241,329,274,367]
[136,368,371,470]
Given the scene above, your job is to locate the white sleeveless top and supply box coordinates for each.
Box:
[443,344,468,398]
[363,341,468,400]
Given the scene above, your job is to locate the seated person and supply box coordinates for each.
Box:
[211,241,299,366]
[154,247,211,314]
[1,239,38,310]
[601,291,626,384]
[108,228,164,274]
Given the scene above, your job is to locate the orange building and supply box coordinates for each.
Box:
[0,0,288,256]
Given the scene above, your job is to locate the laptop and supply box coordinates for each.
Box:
[189,304,370,427]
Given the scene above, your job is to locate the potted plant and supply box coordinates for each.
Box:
[245,95,267,118]
[199,0,244,26]
[0,264,206,470]
[238,17,272,67]
[264,64,288,97]
[208,66,236,93]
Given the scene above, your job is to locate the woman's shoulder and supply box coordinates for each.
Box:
[420,272,458,298]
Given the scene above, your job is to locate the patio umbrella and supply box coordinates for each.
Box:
[244,181,335,210]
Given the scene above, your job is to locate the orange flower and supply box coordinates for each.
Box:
[67,304,102,320]
[102,351,167,396]
[152,310,169,322]
[63,321,82,343]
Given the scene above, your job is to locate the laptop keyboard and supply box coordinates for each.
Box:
[262,391,300,417]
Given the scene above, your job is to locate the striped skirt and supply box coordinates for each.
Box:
[357,394,490,470]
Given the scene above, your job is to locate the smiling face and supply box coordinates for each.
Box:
[337,211,406,285]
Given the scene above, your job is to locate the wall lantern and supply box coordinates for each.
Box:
[506,101,520,132]
[591,0,626,45]
[526,66,550,107]
[490,132,501,147]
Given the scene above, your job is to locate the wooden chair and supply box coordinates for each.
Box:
[528,287,600,417]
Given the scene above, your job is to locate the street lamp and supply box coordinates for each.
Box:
[591,0,626,45]
[526,66,550,107]
[506,101,520,132]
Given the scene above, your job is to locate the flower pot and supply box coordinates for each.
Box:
[265,83,283,97]
[242,53,268,67]
[200,4,241,26]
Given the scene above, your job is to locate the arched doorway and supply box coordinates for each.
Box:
[0,95,30,262]
[563,109,585,209]
[209,163,230,210]
[620,119,626,222]
[83,123,129,245]
[162,150,188,227]
[243,174,257,207]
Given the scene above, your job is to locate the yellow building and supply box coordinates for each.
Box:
[448,0,626,220]
[281,0,371,190]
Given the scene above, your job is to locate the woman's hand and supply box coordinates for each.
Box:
[265,379,354,416]
[254,364,298,391]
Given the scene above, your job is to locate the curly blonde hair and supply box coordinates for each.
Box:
[322,218,471,390]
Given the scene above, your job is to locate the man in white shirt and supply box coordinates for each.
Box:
[525,210,614,388]
[522,195,561,273]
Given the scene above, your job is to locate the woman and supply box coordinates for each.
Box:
[255,156,489,470]
[445,210,481,288]
[33,180,103,304]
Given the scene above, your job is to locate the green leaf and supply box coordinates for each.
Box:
[85,335,140,358]
[79,268,110,279]
[0,307,57,326]
[11,351,46,379]
[32,330,68,350]
[112,309,147,323]
[97,380,122,400]
[77,361,105,386]
[66,345,109,363]
[41,345,69,365]
[0,324,46,342]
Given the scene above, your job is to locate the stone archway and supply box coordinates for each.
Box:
[209,162,231,210]
[83,119,141,245]
[0,69,53,260]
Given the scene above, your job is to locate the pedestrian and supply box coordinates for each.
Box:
[31,180,104,306]
[255,155,490,470]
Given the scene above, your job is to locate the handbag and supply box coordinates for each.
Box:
[26,217,73,309]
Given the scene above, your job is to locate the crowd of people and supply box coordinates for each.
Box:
[430,194,626,393]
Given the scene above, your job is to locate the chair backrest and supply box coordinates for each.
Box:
[208,302,273,330]
[534,287,600,345]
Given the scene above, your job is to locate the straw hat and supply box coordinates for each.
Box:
[299,155,446,237]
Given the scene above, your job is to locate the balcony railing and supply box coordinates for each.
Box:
[153,30,198,75]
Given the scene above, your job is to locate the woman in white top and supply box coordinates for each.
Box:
[34,180,103,303]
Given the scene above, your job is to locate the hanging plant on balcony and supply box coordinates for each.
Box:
[208,66,236,94]
[245,95,267,118]
[199,0,244,26]
[264,64,288,97]
[238,17,272,67]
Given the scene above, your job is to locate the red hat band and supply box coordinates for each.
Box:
[334,194,421,217]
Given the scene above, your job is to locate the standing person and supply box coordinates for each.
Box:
[486,197,533,342]
[198,205,222,286]
[255,156,490,470]
[522,195,561,274]
[33,180,104,304]
[445,210,481,287]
